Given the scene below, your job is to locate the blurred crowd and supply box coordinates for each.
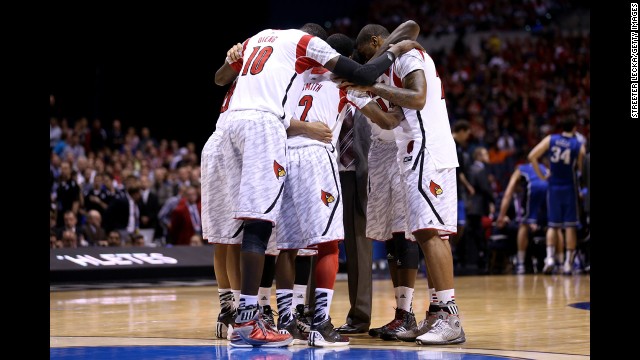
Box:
[49,113,205,248]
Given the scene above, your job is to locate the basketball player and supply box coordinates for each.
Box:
[344,24,420,342]
[203,38,335,341]
[496,159,549,274]
[342,40,466,345]
[205,22,421,347]
[528,117,586,275]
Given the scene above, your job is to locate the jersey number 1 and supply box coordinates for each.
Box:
[241,46,273,76]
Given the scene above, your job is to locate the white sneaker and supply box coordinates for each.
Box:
[542,257,556,274]
[563,262,572,275]
[515,263,526,275]
[415,313,465,345]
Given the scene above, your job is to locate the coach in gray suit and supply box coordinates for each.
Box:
[335,106,373,334]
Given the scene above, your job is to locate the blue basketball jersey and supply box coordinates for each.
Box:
[518,163,548,192]
[548,134,581,186]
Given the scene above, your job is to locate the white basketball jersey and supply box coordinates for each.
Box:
[227,29,340,126]
[390,49,458,170]
[289,68,348,149]
[367,71,396,142]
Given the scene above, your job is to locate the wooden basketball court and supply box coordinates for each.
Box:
[50,275,590,359]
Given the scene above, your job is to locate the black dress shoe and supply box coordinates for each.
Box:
[335,323,369,334]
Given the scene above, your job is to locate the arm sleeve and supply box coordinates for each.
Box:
[332,52,396,86]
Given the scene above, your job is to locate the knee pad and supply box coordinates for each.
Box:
[394,233,419,269]
[385,238,397,262]
[241,220,272,254]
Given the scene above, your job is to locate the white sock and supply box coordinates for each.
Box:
[239,294,258,308]
[546,245,555,261]
[429,288,438,303]
[232,290,241,309]
[517,250,526,265]
[565,250,576,265]
[436,289,455,304]
[393,286,401,302]
[292,284,307,308]
[276,289,294,324]
[313,288,334,326]
[258,287,271,307]
[396,286,414,312]
[436,289,459,315]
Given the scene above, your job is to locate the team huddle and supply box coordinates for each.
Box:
[201,20,466,348]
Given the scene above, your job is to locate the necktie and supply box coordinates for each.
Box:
[338,107,356,168]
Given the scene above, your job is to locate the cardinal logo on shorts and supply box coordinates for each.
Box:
[273,160,286,179]
[407,140,415,154]
[429,180,443,197]
[321,190,335,206]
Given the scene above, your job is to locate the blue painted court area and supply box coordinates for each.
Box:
[50,345,522,360]
[568,302,590,310]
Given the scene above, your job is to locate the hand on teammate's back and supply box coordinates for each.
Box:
[226,43,243,63]
[387,40,424,56]
[304,122,333,143]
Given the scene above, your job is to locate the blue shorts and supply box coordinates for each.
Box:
[547,184,579,228]
[521,186,546,225]
[457,199,466,226]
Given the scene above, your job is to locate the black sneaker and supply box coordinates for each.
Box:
[295,304,312,334]
[308,317,350,347]
[260,305,278,331]
[369,307,404,337]
[278,314,308,345]
[216,309,236,339]
[379,309,417,340]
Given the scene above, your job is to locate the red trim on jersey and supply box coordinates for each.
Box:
[295,34,323,74]
[418,49,425,61]
[311,67,329,74]
[392,65,403,88]
[338,88,349,113]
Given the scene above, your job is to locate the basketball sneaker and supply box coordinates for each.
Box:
[278,314,308,345]
[368,307,404,337]
[216,308,236,339]
[295,304,312,334]
[396,306,445,342]
[515,263,526,275]
[230,305,293,348]
[261,305,278,331]
[379,308,417,340]
[415,313,466,345]
[308,317,350,347]
[542,257,556,274]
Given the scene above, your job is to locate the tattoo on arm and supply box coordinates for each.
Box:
[370,70,425,110]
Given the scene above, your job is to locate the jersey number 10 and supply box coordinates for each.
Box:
[241,46,274,76]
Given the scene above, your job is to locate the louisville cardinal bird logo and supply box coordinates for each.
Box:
[429,180,443,197]
[273,160,286,179]
[321,190,335,206]
[407,140,414,154]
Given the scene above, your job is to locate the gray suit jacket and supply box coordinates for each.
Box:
[350,109,371,214]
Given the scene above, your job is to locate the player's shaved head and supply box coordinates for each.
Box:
[300,23,328,40]
[355,24,390,62]
[355,24,390,48]
[326,33,354,57]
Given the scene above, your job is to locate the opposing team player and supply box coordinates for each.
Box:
[496,159,549,274]
[528,117,586,275]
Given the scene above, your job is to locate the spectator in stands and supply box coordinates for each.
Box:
[81,210,107,246]
[132,233,146,247]
[55,161,81,227]
[190,234,204,246]
[57,210,85,246]
[64,133,85,161]
[157,185,186,244]
[99,231,122,247]
[108,119,125,151]
[152,167,173,208]
[169,185,201,246]
[105,183,141,242]
[89,118,108,153]
[139,175,160,235]
[61,230,78,248]
[84,173,110,217]
[50,117,62,149]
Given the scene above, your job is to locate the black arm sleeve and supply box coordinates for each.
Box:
[332,51,396,86]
